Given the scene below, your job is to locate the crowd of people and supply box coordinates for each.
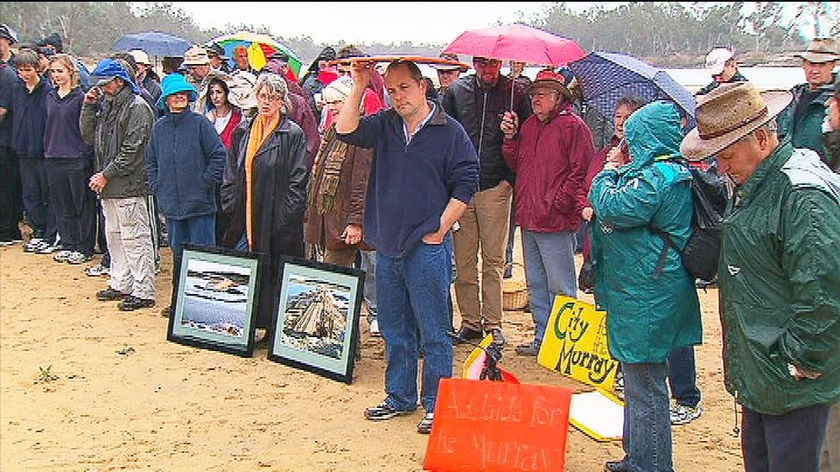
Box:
[0,22,838,471]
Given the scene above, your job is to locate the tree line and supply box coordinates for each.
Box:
[0,2,834,68]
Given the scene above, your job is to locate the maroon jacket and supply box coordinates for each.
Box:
[502,103,593,233]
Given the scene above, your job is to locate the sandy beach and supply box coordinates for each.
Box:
[0,233,743,471]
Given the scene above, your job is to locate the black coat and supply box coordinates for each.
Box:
[441,74,532,190]
[221,115,309,329]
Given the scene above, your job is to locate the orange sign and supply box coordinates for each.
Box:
[424,378,573,472]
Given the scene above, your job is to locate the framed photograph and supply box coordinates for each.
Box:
[167,244,263,357]
[268,257,365,384]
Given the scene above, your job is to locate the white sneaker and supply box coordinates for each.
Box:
[24,238,45,252]
[369,317,381,337]
[53,250,73,262]
[84,263,109,277]
[670,402,702,425]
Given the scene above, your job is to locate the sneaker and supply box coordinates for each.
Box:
[85,263,110,277]
[0,238,22,247]
[417,411,434,434]
[96,287,127,301]
[453,326,484,345]
[24,238,45,252]
[118,295,156,311]
[53,250,73,262]
[35,242,61,254]
[604,458,633,472]
[670,402,702,425]
[66,252,93,265]
[515,340,540,356]
[364,400,415,421]
[369,317,381,337]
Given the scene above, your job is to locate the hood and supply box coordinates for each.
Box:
[624,101,684,172]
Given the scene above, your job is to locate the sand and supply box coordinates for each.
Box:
[0,235,742,471]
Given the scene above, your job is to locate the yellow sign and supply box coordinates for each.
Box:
[537,296,620,392]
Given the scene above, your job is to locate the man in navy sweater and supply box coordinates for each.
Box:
[336,59,478,435]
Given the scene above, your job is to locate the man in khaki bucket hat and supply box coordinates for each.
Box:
[682,81,840,472]
[777,38,839,162]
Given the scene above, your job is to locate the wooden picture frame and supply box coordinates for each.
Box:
[267,256,364,384]
[167,244,263,357]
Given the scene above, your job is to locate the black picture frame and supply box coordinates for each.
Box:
[167,243,263,357]
[267,256,365,384]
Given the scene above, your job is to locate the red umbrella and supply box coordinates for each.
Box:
[442,23,586,67]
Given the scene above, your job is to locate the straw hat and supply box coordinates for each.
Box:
[128,49,151,66]
[183,46,210,66]
[680,82,792,161]
[432,53,467,72]
[794,38,840,63]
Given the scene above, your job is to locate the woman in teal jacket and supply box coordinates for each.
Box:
[590,101,702,472]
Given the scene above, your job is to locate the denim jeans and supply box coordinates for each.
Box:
[377,235,454,413]
[521,229,578,344]
[620,362,674,472]
[167,214,216,293]
[743,403,830,472]
[667,345,701,408]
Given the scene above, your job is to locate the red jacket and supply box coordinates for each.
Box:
[219,109,243,151]
[502,104,593,233]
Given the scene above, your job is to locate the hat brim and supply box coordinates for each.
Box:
[93,75,117,87]
[795,51,840,63]
[182,59,209,66]
[530,81,574,101]
[680,90,793,161]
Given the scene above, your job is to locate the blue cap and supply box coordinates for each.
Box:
[156,73,198,110]
[91,59,139,94]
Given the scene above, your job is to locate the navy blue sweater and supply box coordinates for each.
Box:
[10,78,49,159]
[44,87,91,159]
[146,110,227,220]
[337,103,479,258]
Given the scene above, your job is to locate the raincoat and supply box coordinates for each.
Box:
[718,143,840,415]
[589,101,702,363]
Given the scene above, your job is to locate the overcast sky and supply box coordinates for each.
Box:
[171,2,560,45]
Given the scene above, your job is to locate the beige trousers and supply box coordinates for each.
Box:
[452,181,512,331]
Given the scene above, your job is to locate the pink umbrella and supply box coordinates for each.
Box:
[442,23,586,67]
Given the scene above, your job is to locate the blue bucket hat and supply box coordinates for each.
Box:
[91,58,140,94]
[156,73,198,110]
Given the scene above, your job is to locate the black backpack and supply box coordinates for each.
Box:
[649,158,729,282]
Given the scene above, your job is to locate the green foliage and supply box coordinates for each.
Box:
[36,365,59,384]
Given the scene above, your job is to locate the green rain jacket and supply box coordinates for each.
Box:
[590,101,702,363]
[778,81,834,163]
[719,143,840,415]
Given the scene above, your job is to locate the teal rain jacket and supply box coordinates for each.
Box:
[719,143,840,415]
[589,101,702,363]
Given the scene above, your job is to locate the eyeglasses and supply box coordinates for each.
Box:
[256,92,281,102]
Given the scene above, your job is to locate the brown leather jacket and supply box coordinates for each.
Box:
[304,126,374,251]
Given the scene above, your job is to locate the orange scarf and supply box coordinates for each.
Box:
[244,113,280,248]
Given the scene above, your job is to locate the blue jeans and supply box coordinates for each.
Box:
[377,235,454,413]
[620,362,674,472]
[167,215,216,298]
[667,345,701,408]
[522,229,578,344]
[742,403,830,472]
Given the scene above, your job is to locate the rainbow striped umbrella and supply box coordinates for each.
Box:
[210,31,303,80]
